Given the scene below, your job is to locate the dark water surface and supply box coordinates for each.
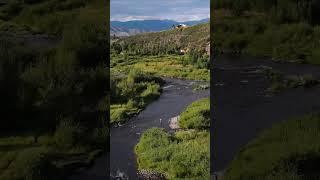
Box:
[212,54,320,173]
[110,78,209,179]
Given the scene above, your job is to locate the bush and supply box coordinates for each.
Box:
[179,98,210,129]
[140,83,161,102]
[135,128,210,179]
[1,147,58,180]
[54,118,84,149]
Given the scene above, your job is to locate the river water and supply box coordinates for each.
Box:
[110,78,209,179]
[212,54,320,173]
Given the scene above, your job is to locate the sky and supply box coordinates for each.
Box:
[110,0,210,22]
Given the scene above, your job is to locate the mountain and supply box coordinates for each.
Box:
[110,18,209,36]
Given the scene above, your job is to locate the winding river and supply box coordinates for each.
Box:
[213,54,320,174]
[110,78,209,179]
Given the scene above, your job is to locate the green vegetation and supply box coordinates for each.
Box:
[135,98,210,179]
[0,118,107,180]
[135,128,209,179]
[110,24,210,124]
[258,68,320,93]
[110,68,164,124]
[111,55,210,81]
[179,98,210,129]
[0,0,108,179]
[111,23,209,56]
[111,22,210,80]
[224,113,320,180]
[213,0,320,64]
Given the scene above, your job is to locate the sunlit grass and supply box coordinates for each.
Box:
[112,55,210,81]
[135,128,210,179]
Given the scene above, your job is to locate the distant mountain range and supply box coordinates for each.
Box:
[110,18,209,36]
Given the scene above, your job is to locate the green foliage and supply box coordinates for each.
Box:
[140,83,161,102]
[111,23,209,58]
[112,55,210,81]
[225,114,320,180]
[214,12,320,64]
[135,128,210,179]
[110,68,162,124]
[0,0,108,179]
[264,69,320,93]
[0,147,59,180]
[135,98,211,179]
[214,0,320,25]
[179,98,210,129]
[54,118,84,149]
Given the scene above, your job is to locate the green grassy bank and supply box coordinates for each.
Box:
[135,98,210,179]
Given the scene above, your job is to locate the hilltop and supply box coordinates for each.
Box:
[112,22,210,55]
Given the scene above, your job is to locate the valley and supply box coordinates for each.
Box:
[110,22,211,179]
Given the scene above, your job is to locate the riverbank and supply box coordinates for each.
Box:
[213,9,320,65]
[213,54,320,177]
[110,78,209,179]
[135,98,210,179]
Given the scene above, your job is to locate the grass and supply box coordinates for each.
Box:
[112,55,210,81]
[112,22,209,56]
[135,98,210,179]
[135,128,210,179]
[224,113,320,180]
[0,134,104,180]
[110,54,209,124]
[110,104,140,124]
[213,10,320,65]
[179,98,210,129]
[0,0,108,179]
[110,68,163,124]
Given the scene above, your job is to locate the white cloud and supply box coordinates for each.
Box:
[110,0,210,22]
[111,16,163,22]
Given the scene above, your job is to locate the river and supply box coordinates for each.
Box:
[109,78,209,179]
[212,54,320,174]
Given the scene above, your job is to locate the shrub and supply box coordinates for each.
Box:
[1,147,58,180]
[140,83,161,102]
[54,118,84,149]
[179,98,210,129]
[135,128,210,179]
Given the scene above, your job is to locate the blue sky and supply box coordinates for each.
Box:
[111,0,210,22]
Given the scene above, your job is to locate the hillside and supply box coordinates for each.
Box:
[110,18,209,36]
[112,22,210,55]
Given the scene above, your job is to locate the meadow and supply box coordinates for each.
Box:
[112,54,210,81]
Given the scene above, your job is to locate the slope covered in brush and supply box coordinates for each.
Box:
[112,22,210,56]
